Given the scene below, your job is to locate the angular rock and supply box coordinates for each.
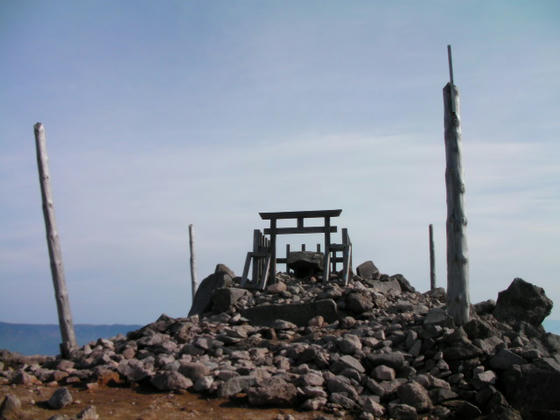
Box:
[389,403,418,420]
[117,359,152,382]
[463,318,495,340]
[211,287,249,313]
[301,385,327,399]
[365,352,405,370]
[12,370,39,385]
[151,371,193,391]
[397,381,432,412]
[331,354,365,374]
[443,342,484,360]
[188,271,232,316]
[488,349,527,370]
[345,292,374,314]
[430,387,459,403]
[365,377,385,397]
[474,299,496,315]
[247,376,297,406]
[76,405,99,420]
[215,263,235,277]
[372,365,395,381]
[193,376,214,393]
[241,299,337,327]
[356,261,381,281]
[329,392,356,410]
[361,396,385,416]
[217,375,257,398]
[326,376,359,399]
[266,281,287,294]
[390,274,415,293]
[423,308,448,325]
[0,394,21,419]
[271,319,297,330]
[501,364,560,411]
[337,334,362,354]
[301,396,327,411]
[442,400,482,419]
[369,279,401,295]
[494,278,553,326]
[299,372,324,387]
[179,362,210,382]
[307,315,324,327]
[48,387,73,409]
[474,370,497,386]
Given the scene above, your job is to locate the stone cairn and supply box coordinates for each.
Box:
[1,261,559,420]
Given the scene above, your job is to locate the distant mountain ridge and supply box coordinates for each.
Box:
[0,322,142,356]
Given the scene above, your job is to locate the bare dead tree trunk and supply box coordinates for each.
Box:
[443,47,471,325]
[34,122,77,357]
[188,224,198,304]
[429,224,436,291]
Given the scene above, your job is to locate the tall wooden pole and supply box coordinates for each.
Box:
[443,46,470,325]
[188,224,198,303]
[429,224,436,291]
[34,122,77,357]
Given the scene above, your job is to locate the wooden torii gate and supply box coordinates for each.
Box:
[241,209,352,289]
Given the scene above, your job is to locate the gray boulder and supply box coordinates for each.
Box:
[390,274,415,293]
[179,361,210,382]
[345,291,374,314]
[214,263,235,277]
[356,261,381,281]
[217,375,257,398]
[474,299,496,315]
[365,352,406,370]
[211,287,249,313]
[0,394,21,418]
[76,405,99,420]
[188,271,232,316]
[287,251,323,277]
[241,299,338,327]
[151,371,193,391]
[48,387,73,409]
[494,278,553,326]
[442,400,482,419]
[489,349,527,370]
[397,381,432,412]
[389,403,418,420]
[370,278,402,295]
[117,359,152,382]
[247,376,298,406]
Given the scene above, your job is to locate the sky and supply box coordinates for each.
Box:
[1,1,559,325]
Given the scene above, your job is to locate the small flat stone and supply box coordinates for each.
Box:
[372,364,396,381]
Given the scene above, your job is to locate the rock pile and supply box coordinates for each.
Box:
[1,262,559,420]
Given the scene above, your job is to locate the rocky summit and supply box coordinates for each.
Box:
[1,262,559,420]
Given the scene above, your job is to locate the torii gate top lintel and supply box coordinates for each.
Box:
[259,209,342,220]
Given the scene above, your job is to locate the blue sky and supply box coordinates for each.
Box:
[1,1,559,325]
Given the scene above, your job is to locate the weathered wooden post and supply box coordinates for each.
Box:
[188,224,198,302]
[429,224,436,291]
[34,122,77,357]
[443,46,470,325]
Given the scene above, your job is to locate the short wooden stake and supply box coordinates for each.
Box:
[429,224,436,291]
[188,224,198,301]
[34,122,77,357]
